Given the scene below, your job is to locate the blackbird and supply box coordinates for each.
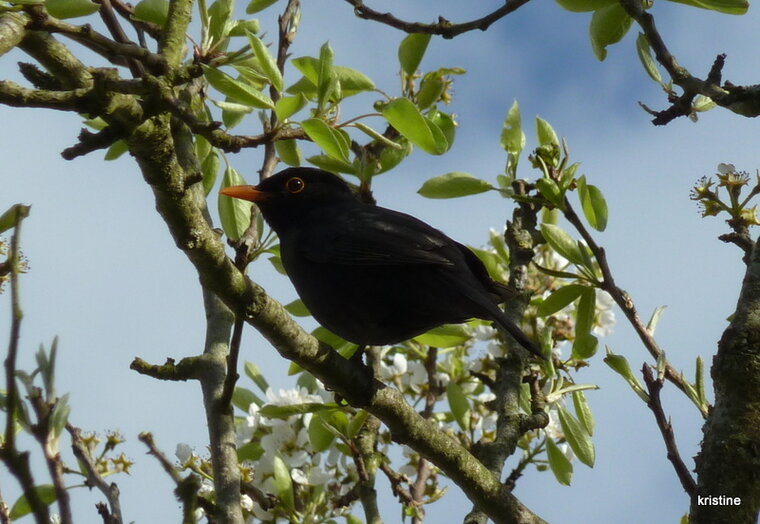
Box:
[220,167,542,358]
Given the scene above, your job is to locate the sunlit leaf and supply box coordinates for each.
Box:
[557,404,595,467]
[446,382,470,432]
[546,436,573,485]
[46,0,100,19]
[417,172,492,199]
[589,3,633,61]
[202,65,274,109]
[398,33,431,75]
[273,454,295,511]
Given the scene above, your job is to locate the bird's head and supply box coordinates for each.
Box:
[220,167,358,233]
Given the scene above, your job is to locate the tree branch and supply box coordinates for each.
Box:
[562,195,704,411]
[641,365,697,497]
[344,0,532,39]
[691,235,760,522]
[125,106,546,524]
[620,0,760,123]
[69,425,124,524]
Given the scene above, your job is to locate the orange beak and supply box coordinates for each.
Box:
[219,185,271,202]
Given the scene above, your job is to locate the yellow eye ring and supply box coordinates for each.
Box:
[285,176,305,194]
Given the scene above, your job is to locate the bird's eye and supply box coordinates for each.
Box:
[285,177,305,194]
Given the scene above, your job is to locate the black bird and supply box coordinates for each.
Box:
[220,167,543,358]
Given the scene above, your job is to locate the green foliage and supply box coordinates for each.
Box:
[218,166,253,241]
[45,0,99,19]
[132,0,169,25]
[589,3,633,61]
[417,172,493,199]
[398,33,432,75]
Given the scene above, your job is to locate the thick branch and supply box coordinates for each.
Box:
[126,103,545,524]
[344,0,532,39]
[691,236,760,522]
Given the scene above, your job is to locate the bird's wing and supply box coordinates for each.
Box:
[300,205,457,266]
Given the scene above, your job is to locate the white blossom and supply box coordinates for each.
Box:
[175,443,193,464]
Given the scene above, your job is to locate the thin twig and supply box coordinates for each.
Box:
[344,0,532,39]
[220,316,244,407]
[68,424,124,524]
[561,196,698,404]
[641,365,697,497]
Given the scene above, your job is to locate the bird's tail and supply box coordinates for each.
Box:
[491,310,546,360]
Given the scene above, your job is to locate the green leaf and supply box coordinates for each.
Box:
[273,454,295,511]
[247,32,284,91]
[536,116,559,147]
[536,178,564,208]
[218,166,252,241]
[646,305,667,335]
[10,485,57,519]
[589,3,633,61]
[284,298,310,317]
[104,139,128,161]
[201,150,220,195]
[244,361,269,393]
[416,74,445,110]
[229,19,261,37]
[308,411,336,452]
[398,33,431,75]
[604,347,649,402]
[245,0,278,14]
[275,94,308,121]
[0,205,30,234]
[665,0,748,14]
[377,137,412,174]
[46,0,99,18]
[417,172,492,199]
[501,100,525,176]
[537,284,586,317]
[50,394,70,439]
[316,42,337,112]
[545,437,573,485]
[212,99,253,129]
[541,224,584,266]
[427,108,456,151]
[577,176,609,231]
[237,440,264,461]
[413,324,472,347]
[557,404,595,467]
[554,0,614,10]
[207,0,235,49]
[382,98,447,155]
[302,118,350,162]
[635,32,662,84]
[202,65,274,109]
[275,139,302,167]
[232,387,263,411]
[572,390,595,436]
[291,58,375,98]
[446,382,470,432]
[347,409,369,439]
[572,287,598,359]
[307,155,356,174]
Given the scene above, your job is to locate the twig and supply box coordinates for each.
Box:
[344,0,532,39]
[0,206,52,524]
[138,432,183,483]
[379,462,416,508]
[62,126,122,160]
[641,365,697,497]
[95,0,145,77]
[619,0,760,123]
[68,424,123,524]
[561,196,698,404]
[220,316,244,408]
[260,0,301,180]
[129,356,200,381]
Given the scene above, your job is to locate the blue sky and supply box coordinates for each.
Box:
[2,0,759,522]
